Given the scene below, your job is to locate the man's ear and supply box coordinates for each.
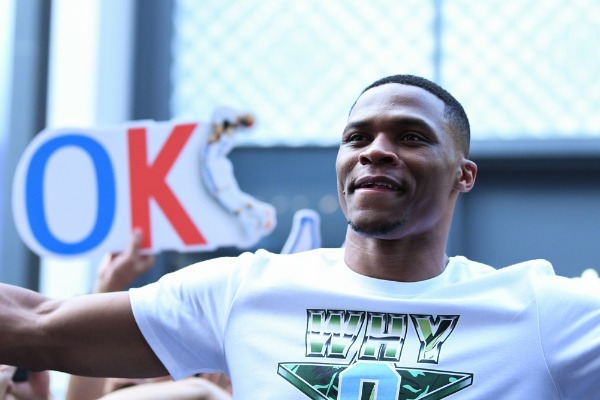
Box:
[455,159,477,193]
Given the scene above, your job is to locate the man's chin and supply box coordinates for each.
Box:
[348,218,405,238]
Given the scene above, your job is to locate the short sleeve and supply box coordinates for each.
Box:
[536,275,600,398]
[130,252,254,380]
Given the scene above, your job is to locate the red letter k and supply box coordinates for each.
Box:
[128,123,206,249]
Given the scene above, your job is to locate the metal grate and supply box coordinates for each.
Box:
[172,0,434,145]
[442,0,600,139]
[172,0,600,145]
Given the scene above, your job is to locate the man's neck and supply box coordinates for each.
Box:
[342,231,449,282]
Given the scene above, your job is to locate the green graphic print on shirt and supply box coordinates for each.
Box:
[278,310,473,399]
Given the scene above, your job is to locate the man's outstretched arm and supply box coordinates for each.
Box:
[0,283,168,378]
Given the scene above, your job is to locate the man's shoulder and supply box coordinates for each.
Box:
[451,256,599,301]
[448,256,556,285]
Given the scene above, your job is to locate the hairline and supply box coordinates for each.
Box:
[349,75,471,157]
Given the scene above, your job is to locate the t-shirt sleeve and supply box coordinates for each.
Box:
[536,274,600,398]
[129,252,254,380]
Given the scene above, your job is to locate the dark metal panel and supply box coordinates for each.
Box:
[131,0,173,121]
[461,153,600,277]
[0,0,51,288]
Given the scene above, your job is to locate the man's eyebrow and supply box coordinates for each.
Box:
[343,120,370,133]
[391,116,434,130]
[343,116,435,132]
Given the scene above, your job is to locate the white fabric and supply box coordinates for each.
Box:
[130,249,600,399]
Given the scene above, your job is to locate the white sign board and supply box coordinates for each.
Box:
[12,117,276,258]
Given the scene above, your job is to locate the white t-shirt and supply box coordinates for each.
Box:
[130,248,600,399]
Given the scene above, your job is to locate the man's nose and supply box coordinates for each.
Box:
[359,135,399,165]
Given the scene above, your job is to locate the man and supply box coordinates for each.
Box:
[1,74,599,399]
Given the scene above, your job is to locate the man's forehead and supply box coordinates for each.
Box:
[349,83,446,122]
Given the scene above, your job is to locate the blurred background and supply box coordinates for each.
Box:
[1,0,600,321]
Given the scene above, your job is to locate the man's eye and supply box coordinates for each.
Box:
[402,133,423,141]
[344,133,368,143]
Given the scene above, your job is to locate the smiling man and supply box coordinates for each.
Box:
[0,74,599,399]
[338,76,476,282]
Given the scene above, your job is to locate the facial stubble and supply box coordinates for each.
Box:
[347,215,407,237]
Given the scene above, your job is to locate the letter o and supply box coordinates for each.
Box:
[25,134,115,255]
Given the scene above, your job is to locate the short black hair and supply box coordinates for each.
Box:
[352,74,471,156]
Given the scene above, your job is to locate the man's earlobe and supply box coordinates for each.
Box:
[456,159,477,192]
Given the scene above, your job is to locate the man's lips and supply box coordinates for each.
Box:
[351,176,403,192]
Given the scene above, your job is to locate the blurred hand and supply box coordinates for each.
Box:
[0,366,51,400]
[98,375,231,400]
[102,376,171,395]
[94,230,155,293]
[198,373,232,395]
[0,365,15,399]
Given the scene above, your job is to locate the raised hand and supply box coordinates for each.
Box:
[94,230,155,293]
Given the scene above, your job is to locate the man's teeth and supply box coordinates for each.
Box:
[361,182,396,189]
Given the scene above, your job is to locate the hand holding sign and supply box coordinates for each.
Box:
[12,110,276,258]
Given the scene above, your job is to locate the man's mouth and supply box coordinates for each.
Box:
[352,177,403,192]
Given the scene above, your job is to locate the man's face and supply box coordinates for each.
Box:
[336,83,467,239]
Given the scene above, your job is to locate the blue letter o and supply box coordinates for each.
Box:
[25,134,115,255]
